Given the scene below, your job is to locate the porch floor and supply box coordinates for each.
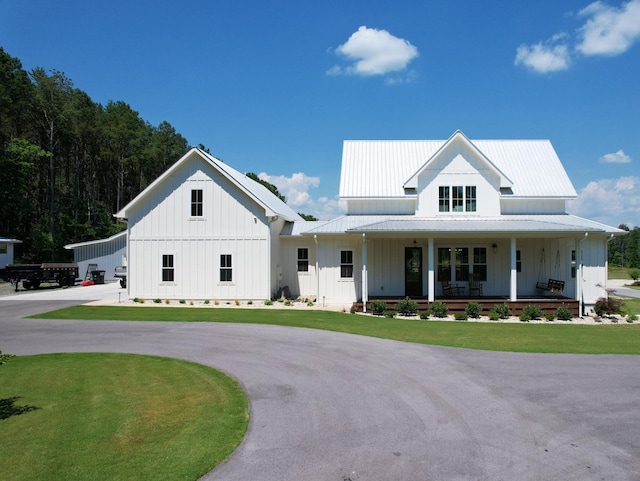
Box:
[353,296,579,317]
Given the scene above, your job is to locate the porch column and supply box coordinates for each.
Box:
[428,237,435,302]
[510,237,517,301]
[362,233,368,312]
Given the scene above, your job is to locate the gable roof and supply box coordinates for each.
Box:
[115,148,302,222]
[339,130,577,199]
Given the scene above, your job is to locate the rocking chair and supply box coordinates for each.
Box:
[441,279,463,297]
[469,273,483,297]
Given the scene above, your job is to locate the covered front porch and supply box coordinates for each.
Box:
[357,233,586,314]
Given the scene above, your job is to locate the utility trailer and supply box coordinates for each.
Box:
[4,263,79,291]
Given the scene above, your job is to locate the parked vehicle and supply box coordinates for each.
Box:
[114,266,127,288]
[4,263,79,291]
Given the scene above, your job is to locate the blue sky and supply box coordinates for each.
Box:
[1,0,639,226]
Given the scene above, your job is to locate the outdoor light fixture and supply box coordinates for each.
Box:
[492,243,498,254]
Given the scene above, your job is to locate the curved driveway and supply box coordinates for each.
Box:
[1,293,639,480]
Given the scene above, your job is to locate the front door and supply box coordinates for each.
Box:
[405,247,423,297]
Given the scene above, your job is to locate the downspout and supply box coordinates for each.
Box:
[268,215,278,300]
[362,233,367,313]
[577,232,588,317]
[314,234,319,306]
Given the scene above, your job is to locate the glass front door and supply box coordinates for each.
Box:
[405,247,423,297]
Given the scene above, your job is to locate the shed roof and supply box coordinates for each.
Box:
[64,230,126,249]
[300,214,623,236]
[339,131,577,199]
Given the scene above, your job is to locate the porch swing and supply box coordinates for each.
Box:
[535,248,565,296]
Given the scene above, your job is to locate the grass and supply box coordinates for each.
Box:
[30,305,640,354]
[608,265,635,279]
[619,296,640,319]
[0,353,248,481]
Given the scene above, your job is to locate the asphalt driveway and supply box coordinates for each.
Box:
[1,292,639,480]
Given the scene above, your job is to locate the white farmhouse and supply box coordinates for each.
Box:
[116,130,623,315]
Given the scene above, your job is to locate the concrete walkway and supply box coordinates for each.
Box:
[1,287,639,480]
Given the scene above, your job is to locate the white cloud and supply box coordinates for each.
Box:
[577,0,640,56]
[515,35,571,73]
[568,176,640,227]
[599,149,632,163]
[257,171,346,220]
[328,26,419,80]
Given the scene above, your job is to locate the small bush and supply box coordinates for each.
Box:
[519,313,531,322]
[454,312,468,321]
[488,310,500,321]
[307,301,314,307]
[235,299,240,306]
[179,299,186,304]
[164,299,170,305]
[430,301,449,318]
[189,300,194,306]
[396,297,419,316]
[383,309,396,318]
[133,297,145,304]
[594,297,622,316]
[264,299,273,306]
[204,299,210,305]
[544,312,556,322]
[522,304,543,320]
[465,302,482,319]
[629,269,640,281]
[247,300,253,305]
[153,298,161,304]
[284,300,292,306]
[493,303,511,319]
[419,311,430,320]
[370,300,388,316]
[214,299,220,305]
[555,304,574,321]
[350,305,357,314]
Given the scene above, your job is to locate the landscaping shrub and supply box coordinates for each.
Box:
[522,304,543,320]
[383,309,396,318]
[465,302,482,319]
[544,312,556,322]
[488,310,500,321]
[350,305,357,314]
[179,299,186,304]
[396,297,418,316]
[370,300,388,316]
[153,298,161,304]
[264,299,273,306]
[419,310,430,320]
[519,313,530,322]
[555,304,574,321]
[594,297,622,316]
[493,303,511,319]
[204,299,210,305]
[630,269,640,281]
[454,312,468,321]
[430,301,449,318]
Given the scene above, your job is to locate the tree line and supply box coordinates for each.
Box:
[0,47,190,262]
[609,225,640,269]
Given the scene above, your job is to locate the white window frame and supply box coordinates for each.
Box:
[220,254,233,283]
[340,250,354,279]
[297,247,309,273]
[161,254,175,284]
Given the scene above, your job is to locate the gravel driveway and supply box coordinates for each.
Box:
[1,286,639,480]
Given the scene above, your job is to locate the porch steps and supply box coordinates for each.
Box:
[353,298,579,317]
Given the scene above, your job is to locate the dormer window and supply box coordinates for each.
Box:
[439,185,476,213]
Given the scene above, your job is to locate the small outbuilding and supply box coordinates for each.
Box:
[0,237,22,268]
[64,231,127,281]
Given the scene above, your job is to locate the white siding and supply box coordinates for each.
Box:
[501,199,566,215]
[71,235,127,280]
[346,198,415,215]
[316,236,361,308]
[280,237,318,299]
[126,155,272,300]
[580,236,608,310]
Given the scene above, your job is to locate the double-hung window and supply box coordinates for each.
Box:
[340,250,353,278]
[191,189,203,217]
[162,255,174,282]
[220,255,232,282]
[473,247,487,281]
[297,248,309,272]
[439,186,450,212]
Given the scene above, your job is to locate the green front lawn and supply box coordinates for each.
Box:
[0,353,248,481]
[31,306,640,354]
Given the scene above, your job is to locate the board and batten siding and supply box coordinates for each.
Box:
[279,237,318,299]
[68,232,127,281]
[126,155,272,300]
[315,236,361,307]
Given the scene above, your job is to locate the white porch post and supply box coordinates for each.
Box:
[362,233,368,312]
[428,237,435,302]
[510,237,517,301]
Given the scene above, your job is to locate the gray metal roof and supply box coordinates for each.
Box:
[300,214,623,236]
[64,230,126,249]
[339,131,577,199]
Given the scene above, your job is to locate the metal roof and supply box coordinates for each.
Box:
[339,132,577,199]
[64,230,126,249]
[299,214,624,236]
[0,237,22,244]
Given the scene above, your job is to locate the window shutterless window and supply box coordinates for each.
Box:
[516,250,522,273]
[473,247,487,281]
[220,255,232,282]
[297,248,309,272]
[191,189,203,217]
[162,254,174,282]
[455,247,469,281]
[439,186,450,212]
[340,250,353,278]
[452,186,464,212]
[0,243,6,254]
[465,186,477,212]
